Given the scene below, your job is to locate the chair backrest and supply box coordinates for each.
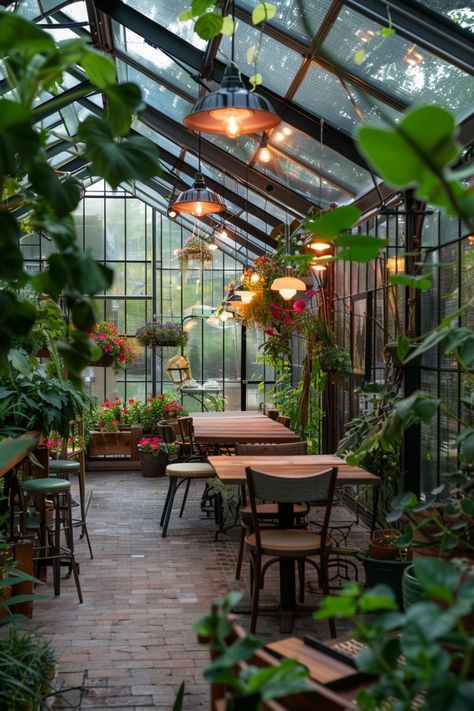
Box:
[177,416,194,446]
[246,466,338,552]
[277,415,291,428]
[266,409,279,421]
[156,421,177,444]
[236,441,307,456]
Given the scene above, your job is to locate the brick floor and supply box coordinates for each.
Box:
[23,471,370,709]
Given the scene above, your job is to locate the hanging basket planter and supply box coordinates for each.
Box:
[135,321,188,349]
[88,322,136,370]
[175,235,214,271]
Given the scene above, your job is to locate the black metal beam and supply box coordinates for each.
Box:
[93,0,369,170]
[340,0,474,75]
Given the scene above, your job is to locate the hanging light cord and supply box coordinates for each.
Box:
[319,119,324,208]
[198,132,202,173]
[231,0,236,65]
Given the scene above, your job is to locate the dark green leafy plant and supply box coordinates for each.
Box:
[0,627,56,710]
[194,591,311,710]
[316,558,474,711]
[0,11,160,385]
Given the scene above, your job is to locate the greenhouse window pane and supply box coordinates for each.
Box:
[294,63,401,134]
[323,6,473,120]
[112,22,199,98]
[414,1,473,32]
[236,0,332,43]
[119,0,207,49]
[116,60,193,123]
[219,20,302,95]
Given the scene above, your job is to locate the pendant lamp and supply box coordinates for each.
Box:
[271,267,306,300]
[234,184,255,304]
[171,132,225,216]
[183,2,280,137]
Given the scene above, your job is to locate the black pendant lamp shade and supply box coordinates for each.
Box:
[184,64,280,137]
[171,171,226,216]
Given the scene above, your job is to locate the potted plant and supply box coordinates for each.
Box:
[88,321,136,370]
[175,234,214,271]
[137,436,179,477]
[368,529,404,559]
[85,397,144,468]
[140,394,187,433]
[318,343,352,377]
[135,321,188,349]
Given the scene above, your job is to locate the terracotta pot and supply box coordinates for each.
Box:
[368,529,406,560]
[140,451,168,477]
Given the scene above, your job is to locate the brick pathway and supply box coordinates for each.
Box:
[24,472,369,710]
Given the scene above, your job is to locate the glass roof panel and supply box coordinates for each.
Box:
[294,62,401,134]
[270,121,373,194]
[236,0,333,43]
[414,2,474,32]
[323,6,473,120]
[205,133,258,165]
[111,22,199,99]
[16,0,41,20]
[116,60,193,123]
[58,2,90,23]
[119,0,207,49]
[219,19,302,95]
[132,120,183,158]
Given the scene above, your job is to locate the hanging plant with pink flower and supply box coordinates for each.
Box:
[175,234,214,271]
[89,321,136,371]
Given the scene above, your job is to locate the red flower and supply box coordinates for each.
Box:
[306,288,316,299]
[292,300,306,313]
[264,327,278,337]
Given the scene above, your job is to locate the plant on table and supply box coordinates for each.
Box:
[316,558,474,711]
[135,321,188,349]
[88,321,136,371]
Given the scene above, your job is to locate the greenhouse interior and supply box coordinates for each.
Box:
[0,0,473,709]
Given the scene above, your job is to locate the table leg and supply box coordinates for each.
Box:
[278,502,296,633]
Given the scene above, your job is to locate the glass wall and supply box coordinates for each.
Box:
[20,181,268,411]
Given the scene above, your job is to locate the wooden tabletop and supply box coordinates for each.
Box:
[208,454,379,485]
[0,432,41,478]
[192,413,302,445]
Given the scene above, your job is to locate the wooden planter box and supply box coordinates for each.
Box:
[86,425,143,472]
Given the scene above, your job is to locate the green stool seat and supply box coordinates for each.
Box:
[49,459,80,473]
[22,477,71,495]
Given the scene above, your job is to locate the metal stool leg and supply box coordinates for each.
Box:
[179,479,191,518]
[160,478,174,527]
[161,477,179,538]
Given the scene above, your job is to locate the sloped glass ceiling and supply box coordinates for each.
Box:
[5,0,474,256]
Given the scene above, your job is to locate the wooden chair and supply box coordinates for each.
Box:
[234,441,308,580]
[245,466,338,634]
[159,417,216,537]
[277,415,291,428]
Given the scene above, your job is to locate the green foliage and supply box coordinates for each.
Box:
[194,592,311,707]
[0,10,160,382]
[0,627,56,710]
[318,344,352,378]
[315,559,474,711]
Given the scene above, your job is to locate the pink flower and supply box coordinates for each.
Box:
[98,333,106,340]
[46,439,55,448]
[129,399,135,404]
[292,300,306,313]
[306,289,316,298]
[150,443,158,450]
[141,438,151,445]
[264,327,278,337]
[111,420,119,426]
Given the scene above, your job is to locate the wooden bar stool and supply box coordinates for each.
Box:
[22,477,83,602]
[48,459,93,559]
[160,462,216,537]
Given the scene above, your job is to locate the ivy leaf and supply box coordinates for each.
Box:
[379,27,395,38]
[221,16,234,35]
[354,49,366,65]
[178,9,193,21]
[389,273,432,291]
[194,12,223,40]
[246,46,258,64]
[303,205,361,237]
[191,0,215,15]
[249,73,263,88]
[252,3,276,25]
[79,45,116,89]
[78,116,161,189]
[103,82,145,137]
[336,235,388,263]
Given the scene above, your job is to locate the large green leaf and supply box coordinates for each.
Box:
[79,44,116,89]
[78,116,161,189]
[0,99,39,175]
[303,205,361,237]
[191,0,215,14]
[389,273,432,291]
[336,234,388,262]
[0,11,55,56]
[29,161,82,219]
[0,211,23,279]
[104,82,145,137]
[252,3,277,24]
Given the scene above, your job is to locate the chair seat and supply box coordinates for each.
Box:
[240,503,307,519]
[245,528,332,555]
[22,477,71,494]
[49,459,81,473]
[165,463,215,479]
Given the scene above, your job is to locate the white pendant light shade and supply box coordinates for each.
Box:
[235,290,254,304]
[271,275,306,301]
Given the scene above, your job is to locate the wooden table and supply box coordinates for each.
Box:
[192,412,302,445]
[209,454,379,632]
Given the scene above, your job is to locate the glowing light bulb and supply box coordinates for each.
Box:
[273,131,284,142]
[282,126,292,136]
[250,273,260,283]
[168,208,177,219]
[259,146,271,163]
[224,115,240,138]
[235,290,254,304]
[216,228,228,240]
[220,310,233,322]
[311,263,327,273]
[207,242,218,251]
[194,202,203,216]
[279,288,297,300]
[310,241,332,252]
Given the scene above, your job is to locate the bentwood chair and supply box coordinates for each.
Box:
[159,417,215,537]
[245,466,338,634]
[234,441,308,580]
